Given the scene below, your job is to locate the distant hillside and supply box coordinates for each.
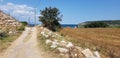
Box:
[0,10,21,30]
[78,20,120,28]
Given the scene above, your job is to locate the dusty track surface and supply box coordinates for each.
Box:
[0,27,43,58]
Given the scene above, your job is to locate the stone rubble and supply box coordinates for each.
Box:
[46,39,52,45]
[0,10,21,29]
[39,27,101,58]
[93,51,100,58]
[82,48,95,58]
[50,41,59,48]
[57,47,69,53]
[66,42,74,48]
[0,10,21,35]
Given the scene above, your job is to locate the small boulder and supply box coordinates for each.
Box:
[40,31,44,35]
[40,27,43,29]
[45,34,49,38]
[50,41,59,48]
[57,47,69,54]
[66,42,74,48]
[59,40,68,47]
[82,48,95,58]
[9,31,13,34]
[93,51,100,58]
[46,39,52,45]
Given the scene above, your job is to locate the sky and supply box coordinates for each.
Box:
[0,0,120,24]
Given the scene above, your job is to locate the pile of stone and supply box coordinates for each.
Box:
[0,10,21,30]
[0,10,21,35]
[40,27,100,58]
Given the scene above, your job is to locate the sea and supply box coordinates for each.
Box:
[29,24,77,28]
[61,24,77,28]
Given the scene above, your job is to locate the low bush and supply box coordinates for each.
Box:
[84,22,109,28]
[0,31,8,40]
[20,21,28,26]
[17,26,25,31]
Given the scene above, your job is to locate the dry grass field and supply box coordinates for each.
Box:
[60,28,120,58]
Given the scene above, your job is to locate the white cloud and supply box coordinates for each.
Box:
[0,3,35,22]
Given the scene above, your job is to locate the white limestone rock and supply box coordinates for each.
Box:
[59,40,68,47]
[60,40,67,44]
[50,41,59,48]
[82,48,95,58]
[54,39,58,42]
[50,44,57,48]
[45,34,49,38]
[41,31,44,35]
[40,27,43,29]
[57,47,69,53]
[74,53,77,57]
[48,31,52,36]
[93,51,100,58]
[46,39,52,45]
[9,31,16,35]
[0,30,2,33]
[9,31,13,34]
[66,42,74,48]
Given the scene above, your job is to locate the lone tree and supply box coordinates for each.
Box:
[39,7,62,31]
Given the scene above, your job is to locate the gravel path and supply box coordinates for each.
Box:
[0,27,43,58]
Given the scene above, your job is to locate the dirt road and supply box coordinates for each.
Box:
[0,27,43,58]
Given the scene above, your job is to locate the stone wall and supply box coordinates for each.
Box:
[0,10,21,31]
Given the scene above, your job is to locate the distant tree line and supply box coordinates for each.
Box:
[84,22,109,28]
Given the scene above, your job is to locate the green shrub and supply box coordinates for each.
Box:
[20,21,28,26]
[17,26,25,31]
[16,21,28,31]
[84,22,109,28]
[0,31,8,40]
[116,26,120,28]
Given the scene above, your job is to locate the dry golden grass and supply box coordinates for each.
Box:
[60,28,120,58]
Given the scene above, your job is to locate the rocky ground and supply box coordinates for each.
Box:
[39,26,100,58]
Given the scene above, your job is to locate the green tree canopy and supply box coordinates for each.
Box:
[39,7,62,31]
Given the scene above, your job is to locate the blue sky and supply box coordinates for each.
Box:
[0,0,120,24]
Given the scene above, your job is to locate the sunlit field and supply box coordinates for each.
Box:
[60,28,120,58]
